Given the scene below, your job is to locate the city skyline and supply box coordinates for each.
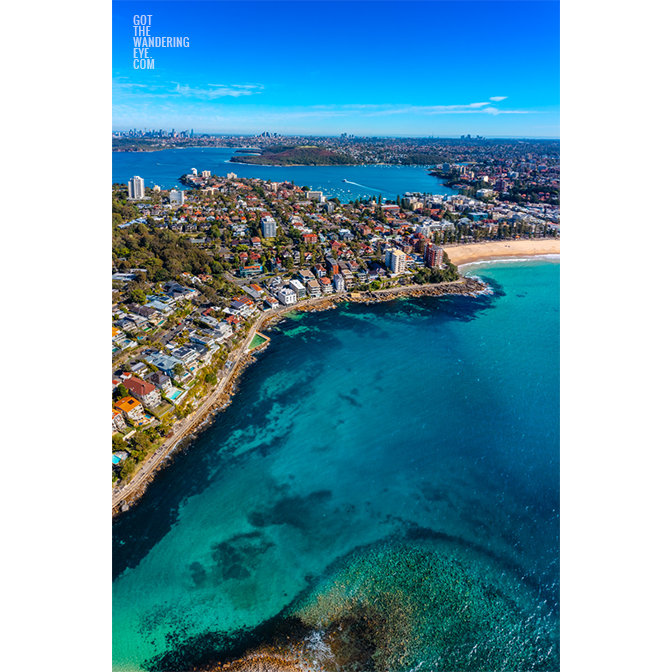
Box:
[113,1,560,138]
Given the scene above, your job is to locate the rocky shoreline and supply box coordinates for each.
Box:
[113,276,487,516]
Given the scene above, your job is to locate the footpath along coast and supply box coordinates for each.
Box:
[112,276,487,515]
[112,292,343,514]
[112,238,560,517]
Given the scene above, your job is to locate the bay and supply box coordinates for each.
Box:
[112,260,560,671]
[112,147,455,201]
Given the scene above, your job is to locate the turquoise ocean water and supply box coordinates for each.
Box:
[112,147,455,202]
[112,259,559,671]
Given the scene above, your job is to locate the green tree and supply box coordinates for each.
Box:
[173,362,185,378]
[112,434,126,452]
[129,289,147,304]
[120,458,136,481]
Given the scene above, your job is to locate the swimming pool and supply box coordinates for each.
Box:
[167,388,184,401]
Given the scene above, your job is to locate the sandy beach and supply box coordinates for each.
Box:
[443,239,560,267]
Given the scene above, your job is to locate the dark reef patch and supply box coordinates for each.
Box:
[211,532,275,582]
[247,489,334,530]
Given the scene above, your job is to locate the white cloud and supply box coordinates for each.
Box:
[173,83,264,99]
[490,96,507,102]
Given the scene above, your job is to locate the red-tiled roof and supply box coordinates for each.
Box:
[124,376,157,398]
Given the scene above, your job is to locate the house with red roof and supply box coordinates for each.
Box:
[124,376,162,409]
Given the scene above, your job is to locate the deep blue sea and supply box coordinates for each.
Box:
[112,259,559,671]
[112,147,455,202]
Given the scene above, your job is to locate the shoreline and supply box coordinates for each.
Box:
[443,238,560,268]
[111,277,487,516]
[112,254,560,516]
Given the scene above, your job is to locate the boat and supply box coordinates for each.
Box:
[343,179,347,182]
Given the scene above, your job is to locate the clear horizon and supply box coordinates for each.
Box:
[113,1,559,138]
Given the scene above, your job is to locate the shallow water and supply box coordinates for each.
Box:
[113,259,559,671]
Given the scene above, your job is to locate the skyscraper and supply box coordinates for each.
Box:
[128,176,145,200]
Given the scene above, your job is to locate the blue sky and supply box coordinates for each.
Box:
[113,1,559,137]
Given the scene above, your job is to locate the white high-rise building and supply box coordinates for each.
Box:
[306,191,325,203]
[128,176,145,200]
[386,248,407,274]
[170,190,185,206]
[262,216,277,238]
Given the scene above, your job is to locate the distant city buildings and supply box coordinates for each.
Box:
[128,176,145,200]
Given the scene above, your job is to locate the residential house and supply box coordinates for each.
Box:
[288,279,306,299]
[319,276,334,294]
[164,281,199,301]
[277,287,297,306]
[143,352,185,378]
[147,372,175,396]
[265,295,280,310]
[243,284,264,300]
[129,361,148,378]
[112,410,126,433]
[240,264,263,278]
[171,345,200,368]
[128,303,160,323]
[114,396,145,425]
[124,376,162,409]
[306,279,321,298]
[298,269,315,285]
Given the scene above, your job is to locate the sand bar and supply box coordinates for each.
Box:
[443,239,560,267]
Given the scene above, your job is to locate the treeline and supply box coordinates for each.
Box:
[398,153,450,165]
[113,220,240,305]
[413,264,459,285]
[230,146,359,166]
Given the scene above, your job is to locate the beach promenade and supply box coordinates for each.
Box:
[112,294,345,512]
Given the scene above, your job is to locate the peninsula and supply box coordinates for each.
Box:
[229,145,359,166]
[113,157,559,512]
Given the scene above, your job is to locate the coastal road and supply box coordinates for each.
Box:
[112,321,260,511]
[112,295,339,512]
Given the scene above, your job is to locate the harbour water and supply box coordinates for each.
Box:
[112,147,455,202]
[112,259,560,671]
